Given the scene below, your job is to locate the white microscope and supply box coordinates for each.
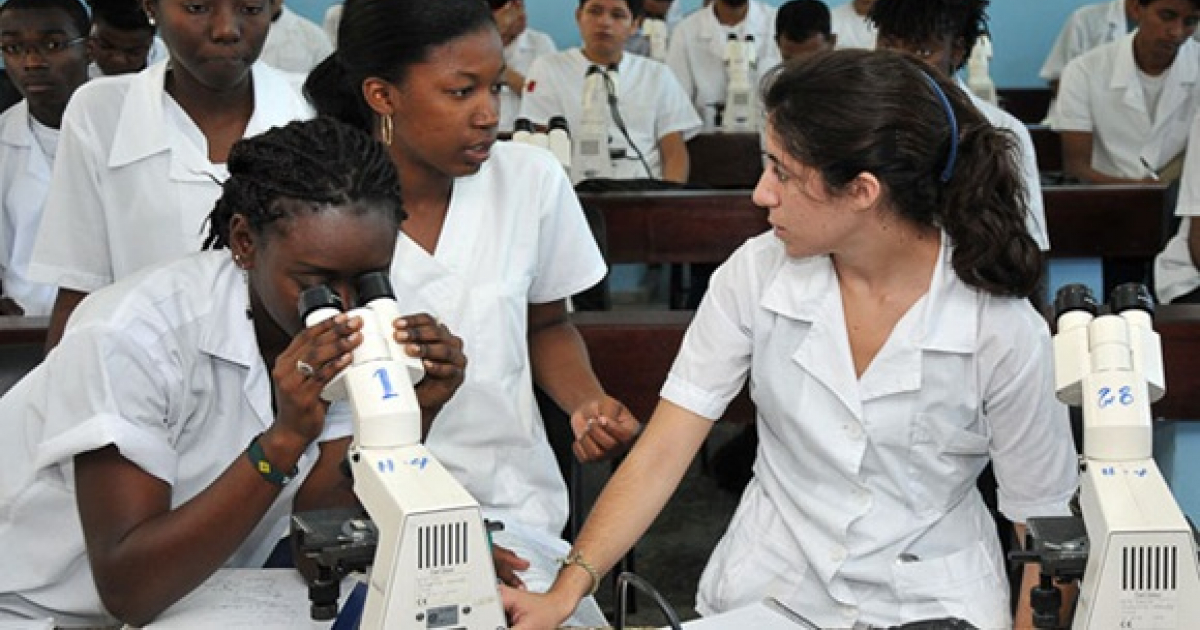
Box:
[575,65,615,182]
[965,34,997,106]
[1023,283,1200,629]
[721,33,758,132]
[296,273,506,630]
[641,17,668,62]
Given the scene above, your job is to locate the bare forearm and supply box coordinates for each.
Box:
[658,133,689,183]
[44,288,87,353]
[530,317,605,413]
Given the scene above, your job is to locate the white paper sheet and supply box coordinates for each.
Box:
[134,569,343,629]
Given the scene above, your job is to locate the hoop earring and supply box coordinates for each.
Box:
[379,114,393,147]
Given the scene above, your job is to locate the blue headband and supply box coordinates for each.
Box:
[919,71,958,183]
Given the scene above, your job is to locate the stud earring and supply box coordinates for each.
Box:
[232,253,244,268]
[379,113,394,147]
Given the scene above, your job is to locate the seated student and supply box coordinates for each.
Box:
[831,0,877,49]
[28,0,312,351]
[1040,0,1137,97]
[85,0,166,77]
[501,49,1079,630]
[666,0,780,128]
[492,0,556,133]
[0,117,467,627]
[626,0,674,60]
[872,0,1051,253]
[520,0,700,184]
[1156,115,1200,302]
[0,0,90,317]
[258,1,333,76]
[1053,0,1200,184]
[776,0,836,61]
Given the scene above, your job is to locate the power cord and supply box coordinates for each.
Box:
[599,68,654,179]
[614,571,683,630]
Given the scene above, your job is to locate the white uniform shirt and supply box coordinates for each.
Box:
[1155,114,1200,302]
[258,6,334,75]
[665,233,1077,628]
[1040,0,1129,82]
[967,84,1051,250]
[0,252,352,625]
[28,61,311,293]
[1053,34,1200,180]
[831,2,877,50]
[501,28,557,133]
[520,49,701,182]
[388,142,606,539]
[323,3,342,47]
[0,102,59,316]
[665,1,781,125]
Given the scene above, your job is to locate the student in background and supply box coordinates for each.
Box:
[258,0,332,76]
[1053,0,1200,184]
[491,0,556,133]
[872,0,1050,254]
[306,0,639,624]
[831,0,877,49]
[0,0,90,317]
[1156,114,1200,302]
[85,0,165,77]
[776,0,836,61]
[626,0,675,59]
[520,0,700,183]
[1041,0,1137,97]
[0,117,466,627]
[501,49,1077,630]
[666,0,780,125]
[28,0,311,350]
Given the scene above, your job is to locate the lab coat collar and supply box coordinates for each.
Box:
[1109,33,1200,117]
[0,101,51,181]
[911,233,977,355]
[1103,0,1129,34]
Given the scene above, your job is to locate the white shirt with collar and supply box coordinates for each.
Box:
[28,61,311,294]
[520,48,701,182]
[0,252,352,625]
[831,1,877,50]
[501,28,556,133]
[1052,33,1200,180]
[665,1,780,126]
[1041,0,1129,82]
[1156,114,1200,302]
[664,232,1077,628]
[258,5,334,75]
[0,101,59,316]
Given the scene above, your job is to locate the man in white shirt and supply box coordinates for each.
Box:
[521,0,700,184]
[0,0,90,316]
[831,0,877,49]
[776,0,837,61]
[492,0,557,133]
[258,1,332,76]
[1053,0,1200,184]
[665,0,779,128]
[84,0,166,78]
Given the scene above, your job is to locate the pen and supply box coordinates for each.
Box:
[1140,157,1161,182]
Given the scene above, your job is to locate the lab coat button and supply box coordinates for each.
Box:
[830,546,846,562]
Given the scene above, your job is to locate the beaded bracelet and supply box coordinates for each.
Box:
[245,433,297,488]
[558,550,600,596]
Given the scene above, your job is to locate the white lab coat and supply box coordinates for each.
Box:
[501,28,557,133]
[830,1,878,50]
[258,6,334,75]
[520,48,701,182]
[1156,113,1200,302]
[28,61,311,293]
[388,141,605,539]
[0,102,58,316]
[664,233,1078,628]
[665,1,780,126]
[1040,0,1129,82]
[967,85,1051,251]
[1053,33,1200,180]
[0,252,352,625]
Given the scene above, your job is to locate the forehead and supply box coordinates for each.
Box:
[407,27,503,79]
[0,7,83,36]
[581,0,635,12]
[265,202,397,260]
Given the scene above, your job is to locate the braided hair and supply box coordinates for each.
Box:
[203,117,405,250]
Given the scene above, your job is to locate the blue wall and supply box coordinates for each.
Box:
[291,0,1094,88]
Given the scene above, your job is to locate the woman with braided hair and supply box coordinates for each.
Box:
[0,117,466,627]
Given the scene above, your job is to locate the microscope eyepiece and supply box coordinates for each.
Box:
[299,285,343,321]
[354,271,395,308]
[1109,282,1155,317]
[548,115,570,133]
[1053,283,1099,319]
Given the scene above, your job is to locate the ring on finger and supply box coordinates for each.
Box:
[296,359,316,379]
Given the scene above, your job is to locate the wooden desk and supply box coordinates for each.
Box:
[686,132,762,190]
[1029,125,1062,173]
[998,88,1052,126]
[1042,183,1168,259]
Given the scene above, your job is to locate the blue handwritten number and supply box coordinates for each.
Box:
[373,368,399,400]
[1118,386,1134,406]
[1097,387,1114,409]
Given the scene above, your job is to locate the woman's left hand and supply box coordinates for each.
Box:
[394,313,467,411]
[570,396,641,462]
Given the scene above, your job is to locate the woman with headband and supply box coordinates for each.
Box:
[502,49,1078,630]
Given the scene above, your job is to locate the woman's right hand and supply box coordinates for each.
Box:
[501,585,577,630]
[270,312,363,445]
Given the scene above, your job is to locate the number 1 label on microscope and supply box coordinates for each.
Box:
[373,367,399,400]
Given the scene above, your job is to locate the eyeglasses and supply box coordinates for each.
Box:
[0,36,87,59]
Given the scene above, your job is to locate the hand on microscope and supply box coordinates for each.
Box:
[272,311,363,447]
[570,396,641,462]
[393,313,467,428]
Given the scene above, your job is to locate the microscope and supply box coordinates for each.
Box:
[641,18,668,62]
[965,34,997,106]
[291,273,506,630]
[1020,283,1200,628]
[511,116,571,173]
[721,33,758,132]
[575,65,614,182]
